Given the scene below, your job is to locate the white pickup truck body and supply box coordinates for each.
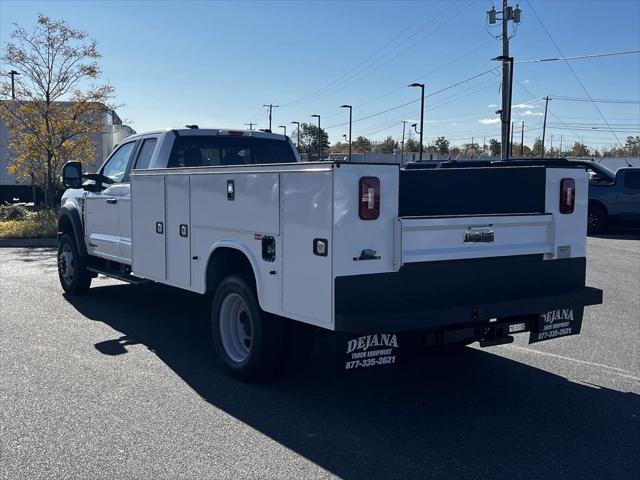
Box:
[58,128,602,378]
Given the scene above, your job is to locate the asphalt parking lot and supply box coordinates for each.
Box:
[1,233,638,480]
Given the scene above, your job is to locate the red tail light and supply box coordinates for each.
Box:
[359,176,380,220]
[560,178,575,214]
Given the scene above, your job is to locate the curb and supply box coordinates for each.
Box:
[0,238,57,248]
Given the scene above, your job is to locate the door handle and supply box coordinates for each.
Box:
[106,198,118,204]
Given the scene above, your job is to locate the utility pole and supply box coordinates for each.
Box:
[488,1,521,161]
[340,105,352,161]
[550,134,554,157]
[541,96,550,158]
[401,120,408,163]
[510,121,514,158]
[409,83,425,161]
[483,137,486,157]
[244,122,256,130]
[559,135,563,156]
[520,121,524,157]
[471,137,474,158]
[311,114,321,161]
[263,104,279,131]
[9,70,19,99]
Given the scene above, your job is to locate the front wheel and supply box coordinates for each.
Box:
[211,275,284,380]
[57,233,91,294]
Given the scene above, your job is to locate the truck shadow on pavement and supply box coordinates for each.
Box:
[66,283,639,480]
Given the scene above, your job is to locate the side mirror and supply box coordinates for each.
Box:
[61,161,82,189]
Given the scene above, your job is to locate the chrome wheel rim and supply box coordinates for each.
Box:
[58,244,75,285]
[219,293,252,363]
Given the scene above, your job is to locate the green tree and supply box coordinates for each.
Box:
[570,142,590,157]
[532,137,544,156]
[463,142,481,157]
[0,14,115,206]
[624,136,640,156]
[374,136,397,154]
[353,136,372,153]
[404,138,423,153]
[510,143,532,157]
[488,139,501,157]
[292,122,329,160]
[434,136,449,155]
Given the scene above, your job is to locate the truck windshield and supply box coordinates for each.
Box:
[588,163,615,183]
[168,135,297,168]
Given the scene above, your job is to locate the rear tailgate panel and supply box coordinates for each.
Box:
[398,213,553,263]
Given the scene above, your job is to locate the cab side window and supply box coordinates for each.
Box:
[134,138,158,170]
[624,172,640,189]
[102,142,136,183]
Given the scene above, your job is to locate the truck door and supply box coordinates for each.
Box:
[619,171,640,221]
[119,137,159,262]
[84,141,137,262]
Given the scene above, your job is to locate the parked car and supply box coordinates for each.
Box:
[567,161,640,234]
[57,129,602,380]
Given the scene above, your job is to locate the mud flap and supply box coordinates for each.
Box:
[333,332,408,372]
[529,307,584,344]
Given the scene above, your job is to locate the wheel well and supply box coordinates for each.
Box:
[206,247,256,294]
[588,200,608,215]
[58,214,73,235]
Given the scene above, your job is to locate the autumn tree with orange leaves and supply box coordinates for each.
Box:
[0,14,115,205]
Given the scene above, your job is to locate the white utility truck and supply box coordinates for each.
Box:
[58,127,602,379]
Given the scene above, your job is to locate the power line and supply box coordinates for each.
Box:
[324,68,499,130]
[526,0,623,146]
[550,96,640,104]
[283,1,467,107]
[518,49,640,63]
[281,1,446,107]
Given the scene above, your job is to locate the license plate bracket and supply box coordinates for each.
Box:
[529,307,583,344]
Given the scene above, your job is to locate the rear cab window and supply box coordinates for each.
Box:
[167,135,297,168]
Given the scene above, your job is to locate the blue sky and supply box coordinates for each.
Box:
[1,0,639,150]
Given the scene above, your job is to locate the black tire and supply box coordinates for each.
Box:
[211,275,285,380]
[588,204,608,234]
[57,233,91,294]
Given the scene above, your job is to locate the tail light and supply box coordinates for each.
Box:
[359,176,380,220]
[560,178,575,214]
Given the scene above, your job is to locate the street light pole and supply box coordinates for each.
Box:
[311,114,321,161]
[409,83,425,162]
[340,104,352,161]
[278,125,286,136]
[290,121,301,151]
[9,70,19,99]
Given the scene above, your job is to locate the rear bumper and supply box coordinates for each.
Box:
[334,285,602,334]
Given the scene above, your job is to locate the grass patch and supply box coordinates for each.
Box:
[0,208,57,239]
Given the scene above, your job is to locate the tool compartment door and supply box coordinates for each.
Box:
[131,174,166,281]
